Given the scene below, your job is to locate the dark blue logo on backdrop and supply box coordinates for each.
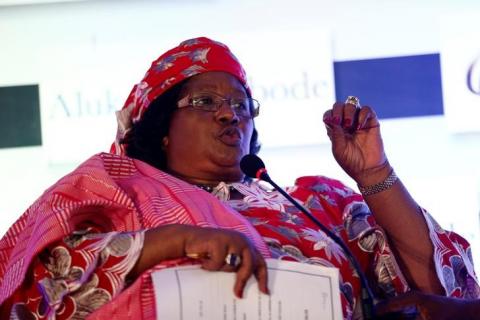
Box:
[334,54,444,119]
[467,55,480,96]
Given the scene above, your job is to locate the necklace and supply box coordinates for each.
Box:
[195,183,236,193]
[195,182,244,201]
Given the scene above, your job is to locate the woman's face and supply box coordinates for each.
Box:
[163,71,254,184]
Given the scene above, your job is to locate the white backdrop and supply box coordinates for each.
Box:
[1,0,480,265]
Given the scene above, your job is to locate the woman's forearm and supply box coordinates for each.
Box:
[128,224,189,280]
[358,164,444,294]
[126,223,268,298]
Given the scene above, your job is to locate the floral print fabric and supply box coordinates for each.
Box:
[7,229,144,319]
[3,155,479,319]
[227,175,480,318]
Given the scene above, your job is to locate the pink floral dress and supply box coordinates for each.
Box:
[5,168,479,319]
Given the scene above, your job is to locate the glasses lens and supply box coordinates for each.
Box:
[191,95,218,111]
[190,94,260,118]
[231,98,252,117]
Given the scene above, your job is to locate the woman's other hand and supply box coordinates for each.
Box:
[323,100,390,187]
[129,224,268,299]
[183,226,268,298]
[375,291,478,320]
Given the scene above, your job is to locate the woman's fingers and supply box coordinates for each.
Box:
[323,102,379,133]
[233,247,269,298]
[329,102,344,126]
[184,227,268,298]
[324,102,357,133]
[342,102,358,131]
[375,291,421,314]
[254,254,269,295]
[200,244,227,271]
[375,292,474,320]
[233,248,253,298]
[356,106,380,130]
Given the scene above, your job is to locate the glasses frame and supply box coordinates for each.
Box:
[177,92,260,118]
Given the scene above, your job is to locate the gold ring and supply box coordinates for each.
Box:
[186,252,210,259]
[345,96,360,108]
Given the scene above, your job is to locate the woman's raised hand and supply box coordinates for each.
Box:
[130,224,268,299]
[322,98,390,187]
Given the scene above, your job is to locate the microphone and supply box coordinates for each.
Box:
[241,154,377,319]
[240,154,269,180]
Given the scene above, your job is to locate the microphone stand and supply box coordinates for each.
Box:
[258,171,376,320]
[241,154,418,319]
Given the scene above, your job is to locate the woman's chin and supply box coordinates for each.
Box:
[208,158,243,179]
[212,149,244,166]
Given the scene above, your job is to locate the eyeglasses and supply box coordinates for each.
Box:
[177,92,260,118]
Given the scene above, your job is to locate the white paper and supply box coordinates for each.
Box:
[151,259,342,320]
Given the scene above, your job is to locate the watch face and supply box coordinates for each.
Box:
[0,84,42,149]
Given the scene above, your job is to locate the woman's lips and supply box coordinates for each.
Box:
[218,127,242,146]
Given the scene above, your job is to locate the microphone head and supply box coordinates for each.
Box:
[240,154,266,179]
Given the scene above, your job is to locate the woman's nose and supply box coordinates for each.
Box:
[215,103,240,125]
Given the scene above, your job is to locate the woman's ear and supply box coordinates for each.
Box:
[162,136,169,150]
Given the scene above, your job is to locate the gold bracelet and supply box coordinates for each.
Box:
[358,170,398,196]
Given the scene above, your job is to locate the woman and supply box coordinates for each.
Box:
[0,37,478,319]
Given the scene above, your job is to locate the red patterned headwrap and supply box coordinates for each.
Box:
[110,37,250,155]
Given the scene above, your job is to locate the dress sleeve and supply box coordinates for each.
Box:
[420,209,480,298]
[295,175,480,300]
[342,191,480,299]
[6,228,144,319]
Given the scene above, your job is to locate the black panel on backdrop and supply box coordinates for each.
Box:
[0,84,42,148]
[334,54,443,119]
